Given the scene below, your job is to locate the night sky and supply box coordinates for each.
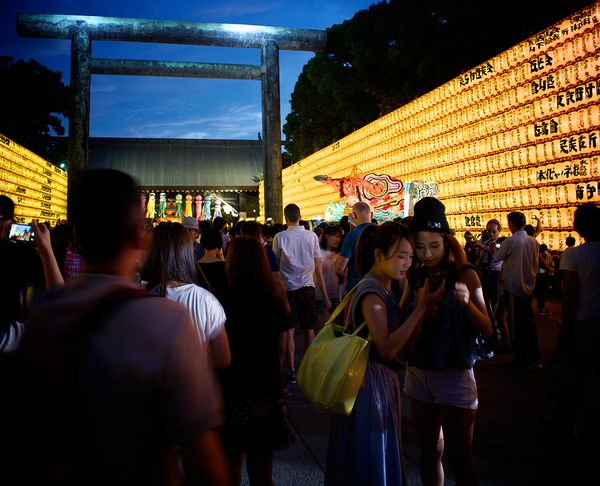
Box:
[1,0,376,140]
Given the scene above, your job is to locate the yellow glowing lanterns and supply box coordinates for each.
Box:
[260,5,599,248]
[0,134,68,224]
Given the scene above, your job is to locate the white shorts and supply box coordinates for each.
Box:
[404,366,478,410]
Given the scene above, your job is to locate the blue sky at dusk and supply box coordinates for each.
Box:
[1,0,377,140]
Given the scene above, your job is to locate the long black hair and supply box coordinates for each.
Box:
[356,222,414,278]
[143,222,198,296]
[319,224,343,250]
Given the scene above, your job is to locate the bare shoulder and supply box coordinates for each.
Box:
[361,292,387,316]
[460,267,482,290]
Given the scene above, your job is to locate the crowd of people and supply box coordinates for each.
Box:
[462,214,581,363]
[0,168,598,485]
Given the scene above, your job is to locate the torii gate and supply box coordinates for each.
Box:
[17,14,327,222]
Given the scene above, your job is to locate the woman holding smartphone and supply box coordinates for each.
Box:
[404,197,492,486]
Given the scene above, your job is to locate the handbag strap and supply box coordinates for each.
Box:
[197,263,214,294]
[325,283,370,338]
[326,284,358,325]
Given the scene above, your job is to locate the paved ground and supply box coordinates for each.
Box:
[241,297,594,485]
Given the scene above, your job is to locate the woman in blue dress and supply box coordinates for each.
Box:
[326,222,444,485]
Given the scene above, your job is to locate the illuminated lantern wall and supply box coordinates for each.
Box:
[261,4,600,249]
[0,134,67,225]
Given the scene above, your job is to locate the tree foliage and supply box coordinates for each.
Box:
[283,0,591,165]
[0,57,71,163]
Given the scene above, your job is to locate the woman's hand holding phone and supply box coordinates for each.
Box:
[416,277,446,317]
[31,221,52,255]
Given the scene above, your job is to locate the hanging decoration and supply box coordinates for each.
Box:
[145,192,156,219]
[212,195,222,220]
[175,193,183,218]
[184,194,193,217]
[203,193,212,221]
[212,195,239,217]
[195,193,203,220]
[158,192,166,218]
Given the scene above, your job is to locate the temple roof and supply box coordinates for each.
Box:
[87,137,263,191]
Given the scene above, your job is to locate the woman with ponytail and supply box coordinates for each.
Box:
[405,197,492,486]
[325,222,444,486]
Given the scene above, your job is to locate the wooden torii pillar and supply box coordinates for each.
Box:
[17,14,327,222]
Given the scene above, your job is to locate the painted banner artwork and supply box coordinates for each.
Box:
[404,181,439,217]
[314,169,404,220]
[325,202,346,221]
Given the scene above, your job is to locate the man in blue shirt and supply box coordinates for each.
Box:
[335,201,375,293]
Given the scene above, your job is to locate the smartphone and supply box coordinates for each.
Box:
[8,223,35,242]
[428,270,446,292]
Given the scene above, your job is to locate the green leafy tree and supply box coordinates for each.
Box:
[0,57,71,164]
[283,0,591,164]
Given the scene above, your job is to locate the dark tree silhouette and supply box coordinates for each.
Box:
[0,57,71,164]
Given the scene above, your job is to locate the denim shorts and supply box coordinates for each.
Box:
[404,366,478,410]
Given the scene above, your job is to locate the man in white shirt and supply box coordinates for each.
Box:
[273,204,330,382]
[493,211,540,370]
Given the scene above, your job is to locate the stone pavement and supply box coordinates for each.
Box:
[241,297,594,485]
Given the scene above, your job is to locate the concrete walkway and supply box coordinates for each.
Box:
[242,297,593,485]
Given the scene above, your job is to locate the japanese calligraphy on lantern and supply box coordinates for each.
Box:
[262,3,600,249]
[459,62,495,86]
[0,134,67,224]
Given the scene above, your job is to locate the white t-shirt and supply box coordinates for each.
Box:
[494,230,539,297]
[166,284,226,343]
[559,241,600,321]
[273,225,321,291]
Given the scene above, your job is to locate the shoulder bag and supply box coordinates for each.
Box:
[297,285,371,416]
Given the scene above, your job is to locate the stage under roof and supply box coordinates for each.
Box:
[87,137,263,191]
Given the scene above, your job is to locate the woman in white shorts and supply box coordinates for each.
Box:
[403,198,492,486]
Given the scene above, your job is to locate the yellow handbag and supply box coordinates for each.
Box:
[296,287,371,416]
